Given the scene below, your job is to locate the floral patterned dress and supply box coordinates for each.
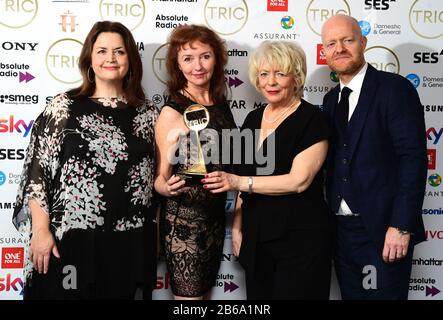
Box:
[12,92,158,299]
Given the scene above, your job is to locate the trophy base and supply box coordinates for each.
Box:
[176,173,205,186]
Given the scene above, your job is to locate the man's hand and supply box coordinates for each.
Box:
[382,227,410,263]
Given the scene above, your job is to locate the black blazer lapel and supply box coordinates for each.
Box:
[348,64,379,162]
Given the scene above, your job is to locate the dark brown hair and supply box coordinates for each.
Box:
[165,24,228,105]
[71,21,145,106]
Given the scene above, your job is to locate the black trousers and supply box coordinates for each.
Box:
[245,229,332,300]
[335,215,413,300]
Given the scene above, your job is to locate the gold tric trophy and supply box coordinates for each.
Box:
[177,104,210,185]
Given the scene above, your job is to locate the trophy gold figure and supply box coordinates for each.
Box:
[177,104,210,185]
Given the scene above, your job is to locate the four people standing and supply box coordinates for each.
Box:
[12,16,428,300]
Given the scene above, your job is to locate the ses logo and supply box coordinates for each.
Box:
[428,173,442,187]
[99,0,145,31]
[410,0,443,39]
[413,50,443,64]
[0,273,24,296]
[428,149,436,170]
[0,116,34,137]
[364,0,396,10]
[0,0,38,28]
[204,0,248,36]
[426,127,443,145]
[267,0,288,12]
[1,247,24,269]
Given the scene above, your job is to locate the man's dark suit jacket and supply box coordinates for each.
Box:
[323,63,427,250]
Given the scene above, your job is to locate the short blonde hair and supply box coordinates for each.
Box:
[249,41,306,98]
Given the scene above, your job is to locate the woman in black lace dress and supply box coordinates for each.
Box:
[12,21,157,299]
[154,25,236,299]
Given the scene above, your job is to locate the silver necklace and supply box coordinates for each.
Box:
[263,100,299,124]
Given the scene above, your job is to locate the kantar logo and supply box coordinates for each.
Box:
[306,0,350,36]
[0,0,38,28]
[410,0,443,39]
[365,46,400,74]
[152,43,169,85]
[99,0,145,31]
[204,0,248,36]
[46,38,83,84]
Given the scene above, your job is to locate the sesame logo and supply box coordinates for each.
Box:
[204,0,248,35]
[0,0,38,28]
[365,46,400,74]
[99,0,145,31]
[306,0,350,36]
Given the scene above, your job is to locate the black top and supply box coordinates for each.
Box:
[237,99,331,243]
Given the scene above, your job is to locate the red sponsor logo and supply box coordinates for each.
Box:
[425,230,443,240]
[428,149,436,170]
[267,0,288,12]
[1,247,24,269]
[317,44,327,65]
[155,272,170,290]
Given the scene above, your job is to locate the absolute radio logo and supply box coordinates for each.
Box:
[1,247,24,269]
[409,277,441,298]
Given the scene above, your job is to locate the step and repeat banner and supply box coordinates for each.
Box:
[1,0,442,300]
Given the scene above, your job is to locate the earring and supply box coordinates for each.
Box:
[87,66,95,83]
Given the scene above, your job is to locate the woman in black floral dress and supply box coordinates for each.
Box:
[154,25,236,299]
[12,21,158,299]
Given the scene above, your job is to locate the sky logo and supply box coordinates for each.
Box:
[0,273,24,296]
[281,16,294,30]
[0,171,5,186]
[0,116,34,137]
[406,73,420,88]
[359,20,371,36]
[426,127,443,145]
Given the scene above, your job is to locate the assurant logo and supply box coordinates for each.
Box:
[0,0,38,28]
[280,16,294,30]
[428,173,442,187]
[99,0,145,31]
[306,0,350,36]
[409,0,443,39]
[204,0,248,36]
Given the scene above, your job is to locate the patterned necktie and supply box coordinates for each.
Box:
[336,86,352,130]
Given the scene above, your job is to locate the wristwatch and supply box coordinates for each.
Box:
[396,228,410,235]
[248,176,253,194]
